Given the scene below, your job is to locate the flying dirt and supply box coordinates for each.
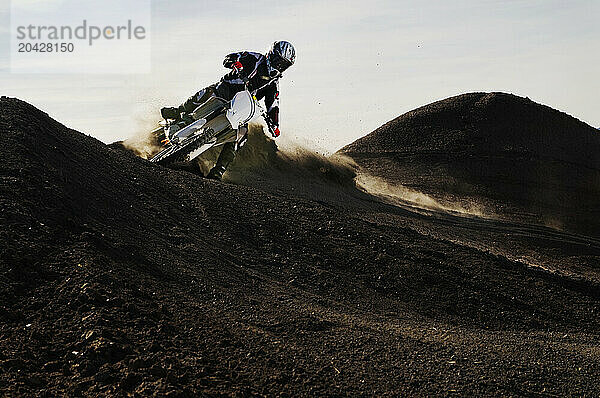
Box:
[1,94,600,396]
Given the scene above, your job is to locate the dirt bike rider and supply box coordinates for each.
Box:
[160,41,296,180]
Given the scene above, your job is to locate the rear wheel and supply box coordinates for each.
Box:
[150,113,231,166]
[150,130,214,165]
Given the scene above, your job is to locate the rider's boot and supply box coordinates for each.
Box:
[206,142,237,180]
[161,106,194,130]
[161,106,182,120]
[161,85,217,123]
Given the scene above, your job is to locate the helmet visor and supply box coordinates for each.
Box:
[270,53,292,72]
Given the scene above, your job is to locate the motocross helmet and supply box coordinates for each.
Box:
[267,41,296,73]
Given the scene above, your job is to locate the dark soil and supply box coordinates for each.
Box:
[341,92,600,237]
[1,96,599,396]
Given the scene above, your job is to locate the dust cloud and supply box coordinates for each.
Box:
[122,117,162,159]
[355,172,487,217]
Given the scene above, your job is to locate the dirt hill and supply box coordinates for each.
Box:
[341,92,600,236]
[1,96,600,396]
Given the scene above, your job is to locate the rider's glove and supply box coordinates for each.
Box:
[272,127,280,138]
[232,61,243,71]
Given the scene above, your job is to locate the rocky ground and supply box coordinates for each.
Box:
[1,95,599,396]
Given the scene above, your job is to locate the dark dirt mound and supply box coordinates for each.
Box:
[341,92,600,236]
[2,96,600,396]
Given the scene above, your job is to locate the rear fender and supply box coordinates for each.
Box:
[169,119,206,143]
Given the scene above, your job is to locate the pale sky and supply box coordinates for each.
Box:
[1,0,599,152]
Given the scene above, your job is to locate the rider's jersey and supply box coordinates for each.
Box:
[216,51,280,125]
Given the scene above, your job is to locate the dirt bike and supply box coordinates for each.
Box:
[149,67,277,165]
